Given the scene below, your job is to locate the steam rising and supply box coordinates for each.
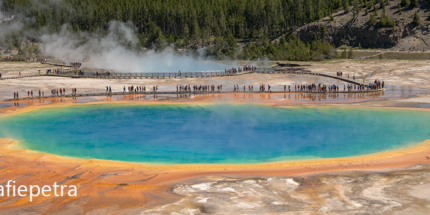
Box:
[39,21,231,73]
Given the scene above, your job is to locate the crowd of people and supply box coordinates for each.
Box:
[70,62,82,68]
[124,85,150,92]
[10,76,385,100]
[51,88,66,96]
[75,70,85,75]
[12,88,80,99]
[229,82,385,93]
[225,65,256,74]
[176,85,223,92]
[46,68,63,74]
[294,84,340,92]
[369,80,384,90]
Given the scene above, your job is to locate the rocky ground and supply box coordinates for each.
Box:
[144,165,430,214]
[295,0,430,51]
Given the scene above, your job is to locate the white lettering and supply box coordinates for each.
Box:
[0,181,78,201]
[6,180,12,196]
[17,185,27,197]
[41,185,51,197]
[68,185,77,197]
[29,185,40,202]
[53,182,59,197]
[61,185,67,196]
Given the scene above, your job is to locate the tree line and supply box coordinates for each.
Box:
[1,0,384,61]
[5,0,344,39]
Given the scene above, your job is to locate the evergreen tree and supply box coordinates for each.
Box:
[191,17,200,45]
[183,24,189,49]
[343,0,350,13]
[413,12,420,27]
[1,0,362,61]
[352,0,362,18]
[369,14,377,25]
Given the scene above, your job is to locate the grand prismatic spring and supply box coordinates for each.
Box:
[1,104,429,164]
[1,60,430,214]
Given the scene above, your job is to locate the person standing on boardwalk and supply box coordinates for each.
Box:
[13,92,16,99]
[39,90,41,97]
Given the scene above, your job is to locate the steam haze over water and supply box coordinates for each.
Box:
[39,22,232,73]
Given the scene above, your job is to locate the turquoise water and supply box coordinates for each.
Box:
[0,104,429,164]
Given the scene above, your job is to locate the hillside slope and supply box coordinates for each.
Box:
[294,0,429,50]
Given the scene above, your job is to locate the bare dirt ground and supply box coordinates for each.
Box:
[0,61,53,77]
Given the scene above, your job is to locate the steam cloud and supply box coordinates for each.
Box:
[39,21,232,73]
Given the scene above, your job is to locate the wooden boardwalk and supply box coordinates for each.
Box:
[1,67,380,101]
[6,88,385,101]
[1,68,368,87]
[0,74,44,80]
[255,69,366,85]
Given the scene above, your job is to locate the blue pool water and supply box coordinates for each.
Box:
[0,104,429,164]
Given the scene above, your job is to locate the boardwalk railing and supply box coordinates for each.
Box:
[5,88,385,101]
[0,68,77,80]
[255,69,365,86]
[46,68,77,75]
[70,70,256,79]
[0,74,44,80]
[1,67,373,87]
